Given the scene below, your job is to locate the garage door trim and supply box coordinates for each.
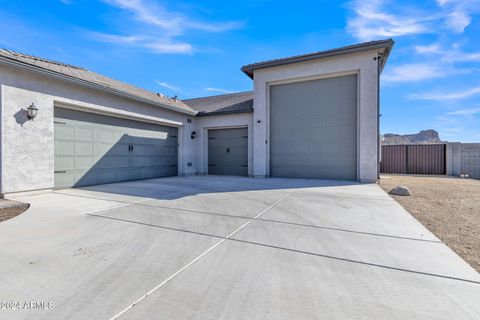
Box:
[54,107,179,189]
[54,101,183,128]
[267,71,360,180]
[204,125,249,176]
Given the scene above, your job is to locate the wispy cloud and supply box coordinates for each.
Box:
[59,0,72,4]
[409,86,480,100]
[436,0,479,33]
[347,0,480,40]
[347,0,432,40]
[205,87,233,94]
[93,0,244,54]
[382,64,445,82]
[446,107,480,116]
[156,80,181,92]
[415,42,480,62]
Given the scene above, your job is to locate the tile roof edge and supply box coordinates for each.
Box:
[183,90,253,102]
[241,39,394,78]
[0,53,197,116]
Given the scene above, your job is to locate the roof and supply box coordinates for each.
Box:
[183,91,253,116]
[241,39,395,78]
[0,49,196,115]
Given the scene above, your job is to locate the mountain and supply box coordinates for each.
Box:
[382,129,443,145]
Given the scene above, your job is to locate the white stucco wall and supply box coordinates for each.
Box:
[251,49,380,182]
[194,113,253,176]
[0,64,196,195]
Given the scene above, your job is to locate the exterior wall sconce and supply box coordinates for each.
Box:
[27,103,38,120]
[191,131,196,139]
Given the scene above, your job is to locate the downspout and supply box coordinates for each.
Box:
[376,53,384,180]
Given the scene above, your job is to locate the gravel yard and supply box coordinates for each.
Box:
[0,204,29,223]
[380,175,480,272]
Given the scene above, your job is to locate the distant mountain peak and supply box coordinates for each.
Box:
[382,129,443,145]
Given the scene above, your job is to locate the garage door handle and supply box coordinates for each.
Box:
[54,170,66,173]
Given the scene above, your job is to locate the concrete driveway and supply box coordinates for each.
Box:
[0,176,479,319]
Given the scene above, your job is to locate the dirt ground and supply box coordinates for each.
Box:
[379,175,480,272]
[0,205,29,223]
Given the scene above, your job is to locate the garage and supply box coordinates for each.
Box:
[208,128,248,176]
[269,74,357,180]
[54,108,178,188]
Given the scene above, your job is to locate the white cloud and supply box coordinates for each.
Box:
[414,44,443,54]
[446,107,480,115]
[91,33,143,44]
[205,87,233,94]
[347,0,480,40]
[156,81,181,92]
[414,42,480,63]
[147,41,193,54]
[347,0,431,40]
[90,33,193,54]
[409,86,480,100]
[436,0,479,33]
[382,64,445,82]
[95,0,243,54]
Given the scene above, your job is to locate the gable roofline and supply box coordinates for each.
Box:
[241,39,394,79]
[0,51,197,116]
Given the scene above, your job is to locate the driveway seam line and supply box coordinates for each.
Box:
[255,218,442,243]
[229,238,480,285]
[109,189,296,320]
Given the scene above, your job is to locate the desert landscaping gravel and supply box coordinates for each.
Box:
[0,205,29,223]
[380,175,480,272]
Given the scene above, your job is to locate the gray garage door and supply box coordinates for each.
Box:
[208,128,248,176]
[270,74,357,180]
[54,108,178,189]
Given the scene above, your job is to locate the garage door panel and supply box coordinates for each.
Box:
[55,125,75,140]
[75,141,93,155]
[54,108,178,188]
[208,128,248,176]
[270,75,357,180]
[55,155,75,171]
[93,128,116,143]
[54,140,74,155]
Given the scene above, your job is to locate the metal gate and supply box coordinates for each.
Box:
[381,144,446,174]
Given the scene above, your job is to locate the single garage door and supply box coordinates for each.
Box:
[54,108,178,188]
[270,74,357,180]
[208,128,248,176]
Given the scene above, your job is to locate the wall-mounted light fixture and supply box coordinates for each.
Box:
[27,103,38,120]
[191,131,196,139]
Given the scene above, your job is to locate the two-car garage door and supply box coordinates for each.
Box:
[270,74,358,180]
[54,108,178,189]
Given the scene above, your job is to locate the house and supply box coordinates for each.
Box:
[0,39,394,197]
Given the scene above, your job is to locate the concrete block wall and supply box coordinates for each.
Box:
[446,142,480,179]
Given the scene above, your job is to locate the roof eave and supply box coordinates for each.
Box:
[196,109,253,117]
[241,39,395,79]
[0,56,197,116]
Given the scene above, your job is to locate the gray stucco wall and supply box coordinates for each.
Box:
[252,49,380,182]
[0,64,195,195]
[194,113,253,176]
[446,142,480,179]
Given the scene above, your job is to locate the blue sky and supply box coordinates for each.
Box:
[1,0,479,142]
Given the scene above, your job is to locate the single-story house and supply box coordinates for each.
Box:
[0,39,393,197]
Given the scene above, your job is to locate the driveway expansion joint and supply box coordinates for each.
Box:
[109,189,297,320]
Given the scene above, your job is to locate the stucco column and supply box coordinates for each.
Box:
[252,76,268,177]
